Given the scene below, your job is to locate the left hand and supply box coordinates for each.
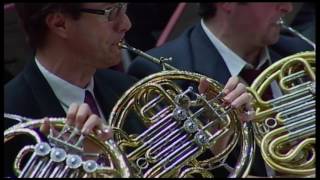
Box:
[198,76,254,122]
[197,76,254,155]
[40,103,112,157]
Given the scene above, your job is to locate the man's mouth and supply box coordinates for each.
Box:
[111,42,121,49]
[112,39,125,49]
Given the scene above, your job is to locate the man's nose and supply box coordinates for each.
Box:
[117,13,132,33]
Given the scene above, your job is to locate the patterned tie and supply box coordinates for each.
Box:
[240,65,273,101]
[84,90,100,117]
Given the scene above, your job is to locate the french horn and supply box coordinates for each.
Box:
[108,42,255,178]
[4,113,132,178]
[247,21,316,177]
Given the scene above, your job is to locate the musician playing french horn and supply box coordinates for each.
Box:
[4,3,254,178]
[128,3,315,177]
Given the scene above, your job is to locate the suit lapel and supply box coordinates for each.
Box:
[189,23,231,85]
[23,61,66,118]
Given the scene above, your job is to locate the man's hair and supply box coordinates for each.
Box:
[14,3,83,49]
[198,3,216,20]
[198,3,247,20]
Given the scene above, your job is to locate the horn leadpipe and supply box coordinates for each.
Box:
[119,42,178,71]
[279,19,315,50]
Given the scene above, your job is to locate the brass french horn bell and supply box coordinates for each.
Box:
[247,18,316,177]
[248,51,315,177]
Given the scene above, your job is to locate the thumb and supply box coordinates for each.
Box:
[39,118,60,137]
[198,77,209,94]
[96,126,113,141]
[40,117,50,135]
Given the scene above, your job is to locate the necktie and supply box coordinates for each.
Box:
[84,90,100,117]
[240,66,273,101]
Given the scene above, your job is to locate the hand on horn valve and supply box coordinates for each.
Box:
[40,103,113,154]
[198,76,255,123]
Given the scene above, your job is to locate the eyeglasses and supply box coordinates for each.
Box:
[79,3,127,22]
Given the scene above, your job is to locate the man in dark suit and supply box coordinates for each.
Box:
[5,3,134,124]
[128,2,314,177]
[4,3,134,177]
[129,3,313,85]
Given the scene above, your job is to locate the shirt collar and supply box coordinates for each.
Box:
[200,19,271,76]
[35,57,95,112]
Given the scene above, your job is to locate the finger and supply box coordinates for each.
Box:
[81,114,113,141]
[49,121,61,137]
[97,126,113,141]
[245,94,254,111]
[39,118,60,137]
[230,92,252,109]
[198,77,210,94]
[40,117,50,135]
[81,114,101,135]
[66,103,80,126]
[238,110,255,123]
[224,83,246,104]
[223,76,239,94]
[74,103,92,130]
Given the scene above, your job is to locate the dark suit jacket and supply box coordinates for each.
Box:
[5,61,138,122]
[127,22,314,176]
[128,22,314,85]
[4,60,138,177]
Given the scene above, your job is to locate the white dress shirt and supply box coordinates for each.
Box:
[35,58,106,122]
[201,19,283,99]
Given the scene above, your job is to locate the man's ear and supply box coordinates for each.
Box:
[45,12,69,39]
